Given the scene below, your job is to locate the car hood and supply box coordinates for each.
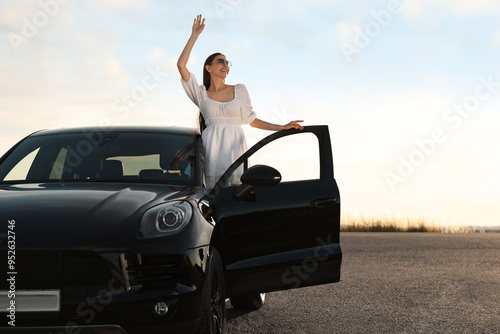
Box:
[0,182,202,248]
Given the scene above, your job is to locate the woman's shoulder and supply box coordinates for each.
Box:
[182,72,206,90]
[235,83,249,93]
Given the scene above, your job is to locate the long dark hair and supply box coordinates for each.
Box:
[199,52,223,134]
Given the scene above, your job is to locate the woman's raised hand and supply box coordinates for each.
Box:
[192,14,205,36]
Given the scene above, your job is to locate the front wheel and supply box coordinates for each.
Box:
[229,292,265,310]
[198,248,225,334]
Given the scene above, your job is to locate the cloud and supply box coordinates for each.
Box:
[71,32,128,85]
[0,1,37,29]
[147,47,179,76]
[86,0,149,12]
[0,7,25,29]
[0,0,76,34]
[0,5,130,153]
[438,0,500,15]
[334,19,361,44]
[402,0,500,19]
[1,29,128,98]
[492,31,500,45]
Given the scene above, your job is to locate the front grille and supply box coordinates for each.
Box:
[0,250,118,299]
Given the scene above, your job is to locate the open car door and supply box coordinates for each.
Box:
[204,125,341,296]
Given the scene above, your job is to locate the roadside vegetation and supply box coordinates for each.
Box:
[341,215,480,233]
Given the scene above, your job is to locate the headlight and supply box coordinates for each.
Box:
[140,201,192,238]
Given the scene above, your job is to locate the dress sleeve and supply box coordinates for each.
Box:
[181,72,204,108]
[238,84,257,125]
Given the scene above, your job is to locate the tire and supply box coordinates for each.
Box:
[198,248,226,334]
[229,292,265,310]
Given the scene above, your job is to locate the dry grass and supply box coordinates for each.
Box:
[341,215,478,233]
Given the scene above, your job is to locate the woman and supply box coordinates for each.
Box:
[177,15,303,188]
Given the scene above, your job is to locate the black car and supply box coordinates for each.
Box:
[0,125,341,334]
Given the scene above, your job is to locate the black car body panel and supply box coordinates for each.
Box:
[0,125,341,333]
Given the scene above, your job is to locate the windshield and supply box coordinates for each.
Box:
[0,131,198,186]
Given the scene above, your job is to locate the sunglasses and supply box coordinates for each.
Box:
[211,58,232,68]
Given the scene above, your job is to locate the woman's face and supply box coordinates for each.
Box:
[206,54,231,79]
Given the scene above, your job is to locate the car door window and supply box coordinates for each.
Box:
[226,132,320,187]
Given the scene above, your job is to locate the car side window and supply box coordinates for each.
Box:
[226,132,320,187]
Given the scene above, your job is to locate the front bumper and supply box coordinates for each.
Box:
[0,321,200,334]
[0,246,209,334]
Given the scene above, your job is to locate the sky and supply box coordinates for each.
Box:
[1,0,499,227]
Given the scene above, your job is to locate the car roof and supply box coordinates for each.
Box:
[30,126,199,137]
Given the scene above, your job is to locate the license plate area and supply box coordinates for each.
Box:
[0,290,60,312]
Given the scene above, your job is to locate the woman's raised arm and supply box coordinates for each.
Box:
[177,14,205,82]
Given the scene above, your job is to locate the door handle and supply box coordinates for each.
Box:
[310,197,337,207]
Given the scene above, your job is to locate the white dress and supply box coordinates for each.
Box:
[181,73,256,188]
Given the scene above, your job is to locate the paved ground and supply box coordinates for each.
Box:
[226,233,500,333]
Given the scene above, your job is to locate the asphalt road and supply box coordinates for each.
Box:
[226,232,500,334]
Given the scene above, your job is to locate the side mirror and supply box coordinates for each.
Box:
[233,165,281,201]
